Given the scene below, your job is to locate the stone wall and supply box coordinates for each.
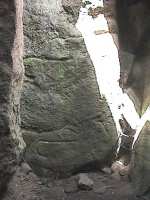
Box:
[114,0,150,196]
[116,0,150,115]
[21,0,117,177]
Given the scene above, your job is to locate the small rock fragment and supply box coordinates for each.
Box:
[101,167,112,175]
[111,161,124,173]
[21,162,32,174]
[94,30,109,35]
[78,173,94,191]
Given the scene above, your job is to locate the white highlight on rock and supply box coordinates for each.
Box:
[76,0,150,143]
[133,107,150,146]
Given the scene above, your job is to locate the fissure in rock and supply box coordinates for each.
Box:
[77,0,150,156]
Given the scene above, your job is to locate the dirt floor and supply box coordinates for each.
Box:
[2,163,143,200]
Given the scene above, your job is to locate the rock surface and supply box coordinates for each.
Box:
[21,0,117,177]
[104,0,150,116]
[21,162,32,175]
[131,121,150,197]
[0,0,24,194]
[116,0,150,115]
[78,173,94,190]
[101,167,112,175]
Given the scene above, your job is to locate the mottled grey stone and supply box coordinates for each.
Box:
[78,173,94,190]
[131,121,150,196]
[21,0,117,177]
[115,1,150,115]
[0,0,24,193]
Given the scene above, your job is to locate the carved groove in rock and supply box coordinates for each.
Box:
[21,0,117,177]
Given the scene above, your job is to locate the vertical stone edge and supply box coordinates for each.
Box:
[10,0,25,156]
[0,0,24,194]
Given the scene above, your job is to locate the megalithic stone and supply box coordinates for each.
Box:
[116,0,150,116]
[0,0,24,194]
[131,121,150,197]
[21,0,117,178]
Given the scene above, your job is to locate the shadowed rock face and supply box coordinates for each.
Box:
[104,0,150,116]
[131,121,150,197]
[116,0,150,115]
[0,0,24,194]
[103,0,150,197]
[21,0,117,177]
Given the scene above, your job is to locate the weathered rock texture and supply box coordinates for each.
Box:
[0,0,24,194]
[131,121,150,197]
[21,0,117,177]
[116,0,150,115]
[104,0,118,39]
[103,0,150,116]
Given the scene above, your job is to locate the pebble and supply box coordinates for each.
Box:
[78,173,94,191]
[101,167,112,175]
[111,161,125,173]
[21,162,32,174]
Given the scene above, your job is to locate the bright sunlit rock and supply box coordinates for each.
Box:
[76,0,150,142]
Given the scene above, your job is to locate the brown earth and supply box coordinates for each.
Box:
[2,163,141,200]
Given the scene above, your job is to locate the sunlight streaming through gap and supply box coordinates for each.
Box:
[76,0,150,145]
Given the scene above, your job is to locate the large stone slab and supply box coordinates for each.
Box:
[21,0,117,177]
[131,121,150,196]
[0,0,24,193]
[116,0,150,115]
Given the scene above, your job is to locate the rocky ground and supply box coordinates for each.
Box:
[2,162,142,200]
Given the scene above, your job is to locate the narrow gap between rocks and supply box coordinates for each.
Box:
[76,0,150,152]
[2,1,149,200]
